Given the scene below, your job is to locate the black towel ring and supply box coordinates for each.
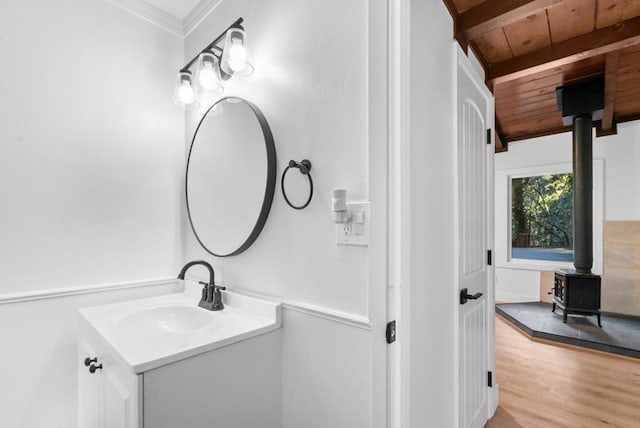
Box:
[281,159,313,210]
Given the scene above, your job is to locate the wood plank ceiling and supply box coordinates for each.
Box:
[444,0,640,152]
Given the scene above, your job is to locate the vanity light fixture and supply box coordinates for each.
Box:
[195,52,223,93]
[172,70,199,109]
[220,28,253,76]
[172,17,253,109]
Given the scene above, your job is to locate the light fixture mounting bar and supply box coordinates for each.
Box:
[179,17,244,73]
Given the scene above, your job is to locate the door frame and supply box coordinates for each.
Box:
[453,45,498,424]
[368,1,390,427]
[387,0,411,426]
[386,5,497,426]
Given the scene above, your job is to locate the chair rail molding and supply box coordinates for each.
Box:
[223,285,372,330]
[0,277,177,305]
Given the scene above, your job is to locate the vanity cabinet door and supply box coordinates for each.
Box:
[78,336,142,428]
[78,339,101,428]
[101,352,141,428]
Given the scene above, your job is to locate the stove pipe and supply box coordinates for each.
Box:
[572,115,593,274]
[556,77,604,275]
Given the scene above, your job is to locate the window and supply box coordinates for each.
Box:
[495,160,602,273]
[511,173,573,262]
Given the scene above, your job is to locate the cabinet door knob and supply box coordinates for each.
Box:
[84,357,97,367]
[89,364,103,374]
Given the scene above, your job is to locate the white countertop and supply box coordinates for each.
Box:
[78,282,281,374]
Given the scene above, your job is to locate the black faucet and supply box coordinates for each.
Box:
[177,260,226,311]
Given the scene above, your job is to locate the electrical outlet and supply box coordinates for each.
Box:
[336,201,370,246]
[340,222,351,236]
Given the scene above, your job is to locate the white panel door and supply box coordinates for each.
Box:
[457,53,490,428]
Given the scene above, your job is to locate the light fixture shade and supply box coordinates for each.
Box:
[220,28,254,77]
[195,52,224,93]
[172,71,200,109]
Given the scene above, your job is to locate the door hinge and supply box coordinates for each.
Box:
[486,128,492,145]
[386,321,396,344]
[488,371,493,387]
[487,249,492,266]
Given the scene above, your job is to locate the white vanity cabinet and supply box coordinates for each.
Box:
[78,330,281,428]
[77,288,282,428]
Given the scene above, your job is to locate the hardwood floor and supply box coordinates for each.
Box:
[487,315,640,428]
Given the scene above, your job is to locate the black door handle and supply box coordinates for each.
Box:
[460,288,483,305]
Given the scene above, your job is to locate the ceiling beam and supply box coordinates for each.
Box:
[487,16,640,84]
[459,0,565,40]
[442,0,469,53]
[601,51,620,132]
[495,131,508,152]
[494,118,508,152]
[597,113,640,136]
[442,0,459,21]
[596,120,618,137]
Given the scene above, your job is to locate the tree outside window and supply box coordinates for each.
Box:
[511,173,573,262]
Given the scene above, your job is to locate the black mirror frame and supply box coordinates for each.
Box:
[185,96,277,257]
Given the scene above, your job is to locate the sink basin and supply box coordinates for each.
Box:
[78,282,281,373]
[118,306,212,335]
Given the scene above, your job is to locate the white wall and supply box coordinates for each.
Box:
[181,1,380,426]
[494,121,640,302]
[281,309,372,428]
[0,0,184,426]
[0,0,184,292]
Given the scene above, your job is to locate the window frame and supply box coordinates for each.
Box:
[495,161,604,273]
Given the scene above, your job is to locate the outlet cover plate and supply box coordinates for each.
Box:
[336,201,370,246]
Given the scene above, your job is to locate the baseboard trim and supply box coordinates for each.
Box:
[0,278,177,305]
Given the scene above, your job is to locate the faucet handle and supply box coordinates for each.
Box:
[199,281,225,291]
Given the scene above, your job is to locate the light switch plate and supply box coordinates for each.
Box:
[336,201,370,246]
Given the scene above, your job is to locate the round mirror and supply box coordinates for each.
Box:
[186,97,276,257]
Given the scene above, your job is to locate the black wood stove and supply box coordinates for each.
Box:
[553,78,603,327]
[553,270,601,327]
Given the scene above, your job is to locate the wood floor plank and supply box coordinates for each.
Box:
[487,315,640,428]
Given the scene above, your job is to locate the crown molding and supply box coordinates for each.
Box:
[184,0,224,36]
[106,0,184,36]
[105,0,224,37]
